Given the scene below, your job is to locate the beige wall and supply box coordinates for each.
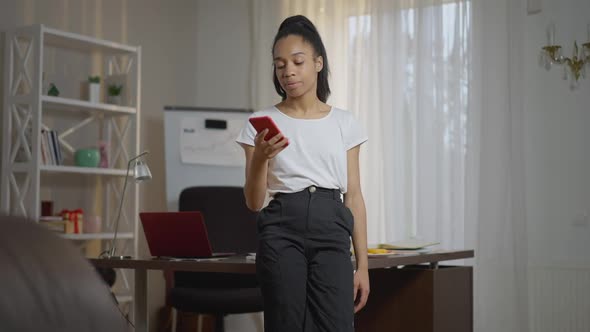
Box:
[0,0,253,330]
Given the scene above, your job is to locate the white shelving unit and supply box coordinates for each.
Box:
[42,95,137,115]
[40,164,131,176]
[1,23,141,313]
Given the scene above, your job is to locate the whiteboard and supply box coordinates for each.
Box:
[164,106,252,211]
[179,117,246,166]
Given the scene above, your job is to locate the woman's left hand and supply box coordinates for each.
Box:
[353,268,370,313]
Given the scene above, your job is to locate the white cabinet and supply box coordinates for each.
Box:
[1,23,142,310]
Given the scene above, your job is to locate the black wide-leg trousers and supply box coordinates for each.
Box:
[256,186,355,332]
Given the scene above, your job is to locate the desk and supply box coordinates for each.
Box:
[91,249,474,332]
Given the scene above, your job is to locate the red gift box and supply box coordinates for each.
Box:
[60,209,84,234]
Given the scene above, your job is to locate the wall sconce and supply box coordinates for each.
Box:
[540,23,590,89]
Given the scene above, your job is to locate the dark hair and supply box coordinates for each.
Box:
[272,15,331,102]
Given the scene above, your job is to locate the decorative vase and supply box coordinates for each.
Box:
[74,148,101,167]
[48,83,60,96]
[89,83,100,103]
[107,95,121,105]
[98,141,109,168]
[83,215,102,233]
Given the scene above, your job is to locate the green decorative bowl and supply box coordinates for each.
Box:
[74,148,101,167]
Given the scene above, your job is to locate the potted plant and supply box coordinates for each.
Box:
[107,84,123,105]
[88,75,101,103]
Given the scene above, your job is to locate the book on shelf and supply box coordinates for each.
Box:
[40,129,63,165]
[40,130,49,165]
[39,216,65,233]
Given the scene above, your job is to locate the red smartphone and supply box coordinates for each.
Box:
[249,116,289,146]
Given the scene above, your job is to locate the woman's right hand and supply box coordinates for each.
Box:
[253,129,289,160]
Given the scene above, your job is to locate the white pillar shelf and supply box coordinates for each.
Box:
[1,24,142,320]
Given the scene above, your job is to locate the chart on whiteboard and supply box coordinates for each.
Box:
[180,117,245,166]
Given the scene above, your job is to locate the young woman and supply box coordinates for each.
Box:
[236,15,369,331]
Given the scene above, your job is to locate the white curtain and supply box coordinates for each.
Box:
[251,0,529,331]
[470,0,529,331]
[252,0,472,247]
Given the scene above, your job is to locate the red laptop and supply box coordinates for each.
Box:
[139,211,233,258]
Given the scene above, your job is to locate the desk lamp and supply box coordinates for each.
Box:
[102,151,152,259]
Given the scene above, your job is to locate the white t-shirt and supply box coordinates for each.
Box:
[236,106,368,195]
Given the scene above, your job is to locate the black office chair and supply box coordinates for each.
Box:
[169,186,262,332]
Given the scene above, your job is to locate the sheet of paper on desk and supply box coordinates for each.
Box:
[378,239,440,250]
[180,118,245,166]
